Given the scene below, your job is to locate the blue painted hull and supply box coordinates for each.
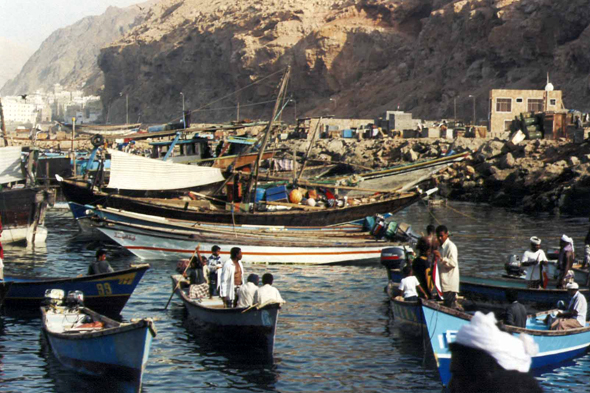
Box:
[388,269,589,310]
[4,265,149,317]
[42,307,156,386]
[389,297,425,335]
[421,300,590,387]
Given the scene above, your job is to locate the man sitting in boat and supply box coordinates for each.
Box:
[220,247,245,308]
[88,249,114,275]
[398,265,428,302]
[503,289,527,328]
[557,235,575,289]
[254,273,285,306]
[236,274,259,308]
[521,236,548,289]
[550,282,587,331]
[448,312,542,393]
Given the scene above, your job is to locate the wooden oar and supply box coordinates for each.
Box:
[164,244,200,310]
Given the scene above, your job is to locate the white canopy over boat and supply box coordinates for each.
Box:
[106,149,224,190]
[0,146,24,185]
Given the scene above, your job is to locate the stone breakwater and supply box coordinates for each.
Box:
[272,137,590,216]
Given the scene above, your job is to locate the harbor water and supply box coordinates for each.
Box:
[2,200,590,392]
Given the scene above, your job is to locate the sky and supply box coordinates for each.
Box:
[0,0,142,51]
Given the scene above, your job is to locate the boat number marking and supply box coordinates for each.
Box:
[118,275,134,285]
[437,330,457,350]
[114,231,136,241]
[97,283,113,296]
[261,310,271,327]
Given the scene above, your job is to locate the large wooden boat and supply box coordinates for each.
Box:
[42,296,156,387]
[422,299,590,387]
[59,177,430,227]
[170,275,280,355]
[4,264,150,317]
[94,217,409,264]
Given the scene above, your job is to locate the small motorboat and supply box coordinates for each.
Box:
[41,289,157,388]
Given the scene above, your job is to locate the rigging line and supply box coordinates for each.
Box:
[189,68,287,116]
[190,99,278,112]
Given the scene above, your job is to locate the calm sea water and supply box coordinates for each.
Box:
[2,201,590,392]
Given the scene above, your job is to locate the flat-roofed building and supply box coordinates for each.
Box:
[489,86,565,135]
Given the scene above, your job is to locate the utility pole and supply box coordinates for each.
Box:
[180,92,185,129]
[469,95,476,126]
[237,101,240,122]
[126,93,129,125]
[71,117,76,176]
[0,98,9,146]
[453,97,457,125]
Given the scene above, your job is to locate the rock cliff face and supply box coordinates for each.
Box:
[1,6,145,96]
[98,0,590,124]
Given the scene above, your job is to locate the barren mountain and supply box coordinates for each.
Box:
[96,0,590,125]
[1,5,146,96]
[0,38,34,90]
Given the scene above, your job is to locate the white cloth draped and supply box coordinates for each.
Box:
[0,147,24,185]
[106,149,224,190]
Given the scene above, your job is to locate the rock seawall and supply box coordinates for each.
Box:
[272,136,590,216]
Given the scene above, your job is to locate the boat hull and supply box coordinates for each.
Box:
[4,265,149,317]
[42,307,155,386]
[172,276,279,355]
[59,179,424,227]
[421,300,590,387]
[95,220,403,264]
[0,187,54,245]
[389,297,426,335]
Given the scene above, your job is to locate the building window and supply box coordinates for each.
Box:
[528,99,544,112]
[496,98,512,113]
[550,99,556,106]
[504,120,512,131]
[516,98,523,103]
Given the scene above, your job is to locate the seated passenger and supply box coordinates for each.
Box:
[503,289,527,328]
[398,265,428,302]
[253,273,285,305]
[236,274,259,308]
[551,282,587,330]
[88,249,114,275]
[521,236,548,289]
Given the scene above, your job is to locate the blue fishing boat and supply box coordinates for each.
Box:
[171,275,281,356]
[4,264,150,317]
[421,299,590,387]
[387,268,589,310]
[41,290,156,388]
[389,296,425,336]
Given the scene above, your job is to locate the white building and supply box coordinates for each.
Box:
[2,96,38,124]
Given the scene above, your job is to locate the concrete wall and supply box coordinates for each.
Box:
[489,89,564,134]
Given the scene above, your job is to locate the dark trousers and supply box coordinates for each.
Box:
[443,291,457,308]
[209,272,218,297]
[404,296,419,302]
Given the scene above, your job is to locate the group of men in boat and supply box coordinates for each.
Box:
[180,245,285,308]
[399,224,460,309]
[398,227,589,331]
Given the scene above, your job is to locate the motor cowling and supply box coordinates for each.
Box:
[504,254,523,276]
[65,290,84,308]
[44,289,65,306]
[381,246,406,270]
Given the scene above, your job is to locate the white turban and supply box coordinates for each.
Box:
[455,311,538,373]
[530,236,541,245]
[566,282,579,290]
[561,234,573,244]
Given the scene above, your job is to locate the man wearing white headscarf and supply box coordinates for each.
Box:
[557,234,575,289]
[521,236,548,289]
[448,311,542,393]
[551,282,587,330]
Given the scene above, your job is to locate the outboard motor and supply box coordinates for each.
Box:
[504,255,523,277]
[65,290,85,308]
[371,214,386,239]
[44,289,65,307]
[381,246,409,281]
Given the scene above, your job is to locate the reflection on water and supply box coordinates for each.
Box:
[1,202,589,392]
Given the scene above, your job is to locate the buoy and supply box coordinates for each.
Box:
[306,198,316,207]
[289,189,303,204]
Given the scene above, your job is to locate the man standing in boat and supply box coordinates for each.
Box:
[206,245,223,298]
[88,249,114,275]
[433,225,460,309]
[220,247,245,308]
[557,235,575,289]
[521,236,548,289]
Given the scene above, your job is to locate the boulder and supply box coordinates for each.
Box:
[568,156,580,167]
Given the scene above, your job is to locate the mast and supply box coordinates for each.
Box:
[0,98,9,146]
[244,66,291,208]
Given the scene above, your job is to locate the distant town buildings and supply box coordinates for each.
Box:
[1,83,102,128]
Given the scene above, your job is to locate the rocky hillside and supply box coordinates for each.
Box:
[0,38,33,90]
[0,5,146,96]
[97,0,590,124]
